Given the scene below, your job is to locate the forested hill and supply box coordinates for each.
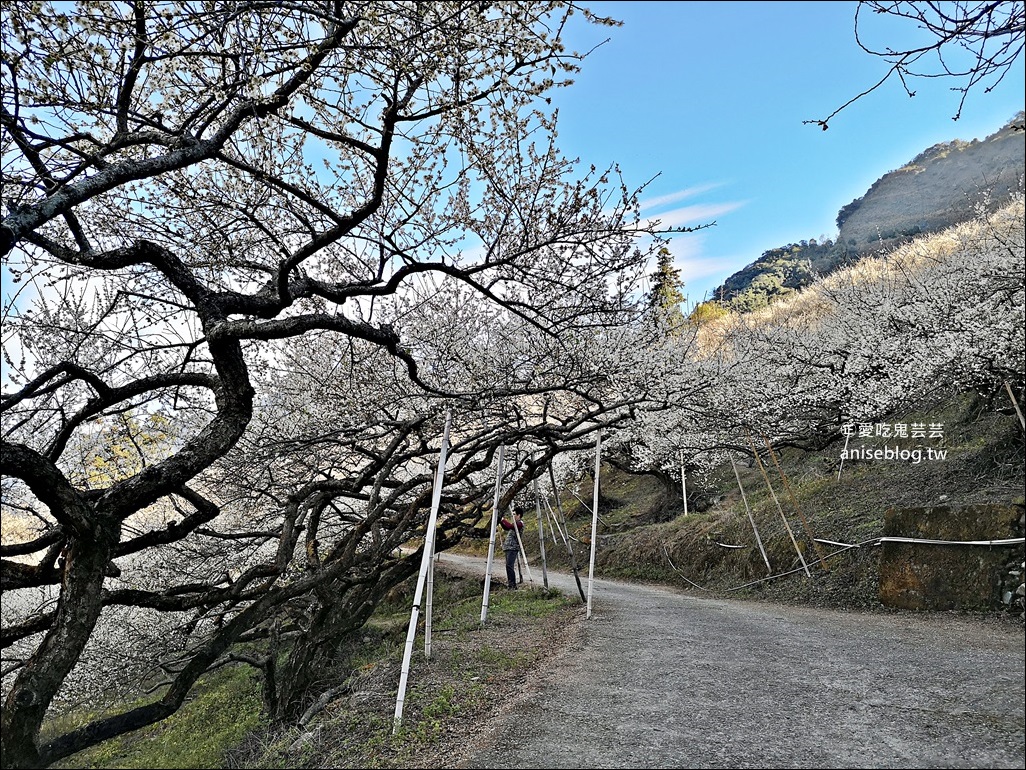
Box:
[709,111,1025,313]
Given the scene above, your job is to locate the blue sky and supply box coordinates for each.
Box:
[552,1,1026,307]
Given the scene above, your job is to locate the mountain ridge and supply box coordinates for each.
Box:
[707,111,1025,313]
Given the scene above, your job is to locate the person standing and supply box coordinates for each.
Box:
[499,509,525,589]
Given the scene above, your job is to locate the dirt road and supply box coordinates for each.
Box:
[437,553,1025,769]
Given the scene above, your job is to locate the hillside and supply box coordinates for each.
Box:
[710,111,1025,313]
[541,388,1024,615]
[837,112,1026,248]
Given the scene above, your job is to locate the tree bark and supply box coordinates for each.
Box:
[1,521,118,769]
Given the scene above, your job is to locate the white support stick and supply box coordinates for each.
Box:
[534,477,549,589]
[748,433,809,578]
[770,482,810,577]
[545,501,558,544]
[543,496,567,545]
[679,449,689,517]
[480,445,505,626]
[837,433,850,481]
[393,410,452,734]
[587,433,601,619]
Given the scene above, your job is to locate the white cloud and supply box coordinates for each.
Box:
[642,200,747,231]
[657,237,728,282]
[637,183,723,212]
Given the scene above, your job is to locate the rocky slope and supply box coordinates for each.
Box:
[710,111,1025,312]
[837,111,1025,249]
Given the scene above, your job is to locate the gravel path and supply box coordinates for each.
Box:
[437,553,1026,770]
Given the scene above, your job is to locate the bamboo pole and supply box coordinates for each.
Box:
[480,445,505,626]
[542,496,562,543]
[534,476,549,589]
[1005,381,1025,431]
[544,497,565,545]
[587,433,601,619]
[548,464,586,602]
[425,544,434,659]
[761,434,831,571]
[394,410,452,733]
[730,452,771,573]
[746,431,810,577]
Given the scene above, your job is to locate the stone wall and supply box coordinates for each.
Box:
[878,504,1025,615]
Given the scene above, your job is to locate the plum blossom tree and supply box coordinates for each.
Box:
[0,3,690,766]
[622,196,1024,484]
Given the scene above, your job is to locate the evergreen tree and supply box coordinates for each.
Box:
[645,247,686,331]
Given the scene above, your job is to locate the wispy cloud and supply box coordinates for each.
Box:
[637,183,724,212]
[657,237,726,280]
[642,200,747,231]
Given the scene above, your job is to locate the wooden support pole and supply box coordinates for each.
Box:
[534,476,549,589]
[761,434,831,571]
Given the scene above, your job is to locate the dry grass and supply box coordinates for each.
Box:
[688,195,1024,357]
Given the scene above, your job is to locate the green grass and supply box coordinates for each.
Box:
[45,573,575,770]
[486,586,567,618]
[51,666,265,770]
